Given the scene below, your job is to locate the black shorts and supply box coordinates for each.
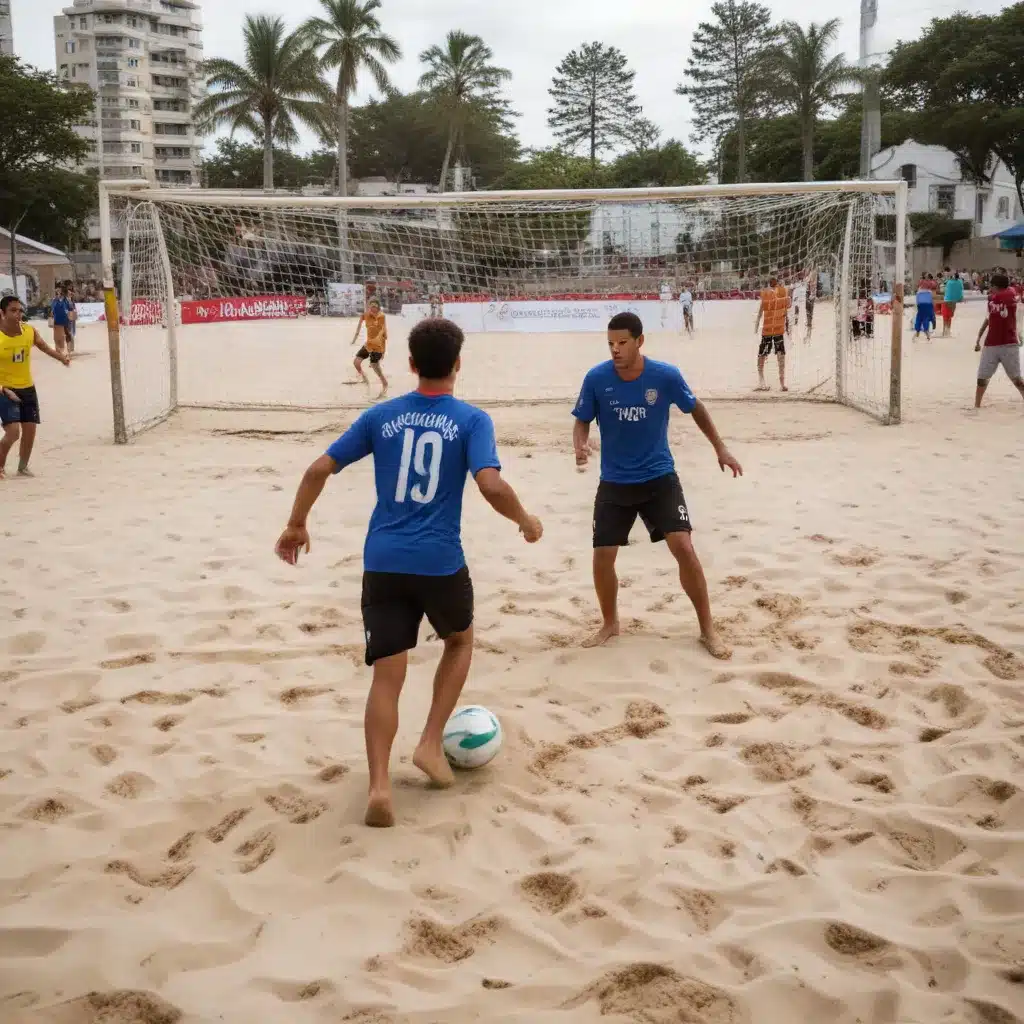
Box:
[356,347,383,364]
[0,386,40,426]
[593,472,692,548]
[361,567,473,665]
[759,335,785,357]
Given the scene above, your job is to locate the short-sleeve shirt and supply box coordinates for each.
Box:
[916,280,934,305]
[944,278,964,303]
[679,290,693,309]
[792,284,806,306]
[51,296,72,327]
[325,392,501,576]
[360,311,387,353]
[571,357,697,485]
[760,286,789,336]
[984,287,1018,347]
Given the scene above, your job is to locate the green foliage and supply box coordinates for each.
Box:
[607,141,707,188]
[0,55,95,251]
[419,30,513,190]
[547,42,644,170]
[884,3,1024,206]
[194,15,332,188]
[907,213,973,258]
[676,1,780,182]
[202,138,336,189]
[495,148,606,190]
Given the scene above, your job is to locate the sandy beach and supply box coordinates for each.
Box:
[1,306,1023,1023]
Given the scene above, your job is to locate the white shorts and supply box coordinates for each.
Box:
[978,344,1022,381]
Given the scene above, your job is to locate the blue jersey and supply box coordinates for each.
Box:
[572,358,697,484]
[325,391,501,576]
[51,296,72,327]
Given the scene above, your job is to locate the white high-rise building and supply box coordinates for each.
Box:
[54,0,204,187]
[1,0,14,56]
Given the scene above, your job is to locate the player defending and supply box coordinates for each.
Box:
[755,271,790,391]
[351,297,388,396]
[276,318,543,828]
[973,272,1024,408]
[679,282,694,336]
[0,295,71,479]
[572,312,743,660]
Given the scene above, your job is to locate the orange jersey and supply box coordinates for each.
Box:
[760,285,789,336]
[361,311,387,353]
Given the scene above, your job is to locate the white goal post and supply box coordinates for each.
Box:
[98,179,908,443]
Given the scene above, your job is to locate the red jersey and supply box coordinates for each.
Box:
[985,287,1018,347]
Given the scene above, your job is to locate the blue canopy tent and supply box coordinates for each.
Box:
[994,222,1024,251]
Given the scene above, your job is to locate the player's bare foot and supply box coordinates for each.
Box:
[755,384,770,392]
[364,790,395,828]
[700,630,732,660]
[583,620,620,648]
[780,385,789,392]
[17,466,33,477]
[412,743,455,788]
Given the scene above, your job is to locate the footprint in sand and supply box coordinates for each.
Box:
[100,653,157,670]
[20,797,73,823]
[90,744,118,766]
[401,914,503,964]
[106,859,193,890]
[154,715,183,732]
[206,808,251,843]
[56,991,184,1024]
[235,828,277,874]
[278,685,332,706]
[265,785,327,824]
[105,772,153,799]
[166,831,198,862]
[121,690,192,707]
[673,889,725,933]
[519,872,580,914]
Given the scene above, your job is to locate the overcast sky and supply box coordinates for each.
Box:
[9,0,1008,157]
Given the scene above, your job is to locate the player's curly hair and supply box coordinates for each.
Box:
[608,311,643,338]
[409,317,464,379]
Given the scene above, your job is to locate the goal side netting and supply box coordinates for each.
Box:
[98,182,906,439]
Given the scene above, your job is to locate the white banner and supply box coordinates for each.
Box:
[400,299,683,334]
[75,302,106,324]
[327,282,365,316]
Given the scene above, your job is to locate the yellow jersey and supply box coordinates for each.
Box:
[361,311,387,353]
[0,322,35,389]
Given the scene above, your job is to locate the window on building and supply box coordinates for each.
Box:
[125,76,137,87]
[997,196,1010,219]
[934,185,956,217]
[976,193,987,224]
[128,58,139,67]
[130,142,142,154]
[80,16,88,29]
[899,164,917,188]
[65,40,76,54]
[129,38,140,48]
[130,119,141,130]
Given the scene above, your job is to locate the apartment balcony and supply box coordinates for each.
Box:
[153,154,194,168]
[150,106,190,122]
[149,82,189,99]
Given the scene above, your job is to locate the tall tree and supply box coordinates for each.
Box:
[676,0,779,183]
[608,140,706,188]
[765,20,859,181]
[547,42,644,173]
[0,56,95,285]
[302,0,401,197]
[194,14,329,189]
[885,5,1024,208]
[419,30,512,191]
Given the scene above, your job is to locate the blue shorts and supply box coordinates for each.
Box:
[914,305,933,333]
[0,386,41,426]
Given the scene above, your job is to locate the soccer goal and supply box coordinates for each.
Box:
[98,179,907,442]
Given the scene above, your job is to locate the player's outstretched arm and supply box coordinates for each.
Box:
[32,327,71,366]
[691,399,742,477]
[474,468,542,542]
[275,454,335,564]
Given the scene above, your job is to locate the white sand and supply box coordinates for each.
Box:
[1,307,1023,1024]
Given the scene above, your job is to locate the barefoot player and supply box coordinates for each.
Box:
[754,271,790,391]
[0,296,71,479]
[351,297,389,396]
[572,311,742,660]
[973,272,1024,408]
[276,317,543,828]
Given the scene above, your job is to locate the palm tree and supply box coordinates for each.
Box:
[195,15,329,189]
[302,0,401,197]
[419,31,511,192]
[766,20,860,181]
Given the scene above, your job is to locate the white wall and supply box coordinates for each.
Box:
[872,140,1021,238]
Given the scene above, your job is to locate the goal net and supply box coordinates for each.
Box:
[99,181,906,441]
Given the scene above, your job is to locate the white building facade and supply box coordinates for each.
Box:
[54,0,204,188]
[1,0,14,56]
[871,139,1022,238]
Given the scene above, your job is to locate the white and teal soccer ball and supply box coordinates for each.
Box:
[442,705,503,770]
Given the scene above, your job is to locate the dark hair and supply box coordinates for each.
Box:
[991,272,1010,290]
[409,317,464,379]
[608,311,643,338]
[0,295,22,313]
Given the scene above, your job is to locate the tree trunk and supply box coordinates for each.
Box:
[262,118,274,190]
[736,112,746,184]
[802,118,814,182]
[590,98,597,173]
[337,93,349,196]
[439,120,456,192]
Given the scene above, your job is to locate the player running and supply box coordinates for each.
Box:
[912,275,935,341]
[572,311,742,660]
[0,295,71,480]
[754,271,790,391]
[276,317,542,828]
[351,297,389,397]
[679,283,694,336]
[973,272,1024,409]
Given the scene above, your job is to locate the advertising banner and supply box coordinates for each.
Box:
[327,283,365,316]
[180,295,307,325]
[75,302,106,324]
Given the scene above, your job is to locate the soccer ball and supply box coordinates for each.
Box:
[442,705,502,770]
